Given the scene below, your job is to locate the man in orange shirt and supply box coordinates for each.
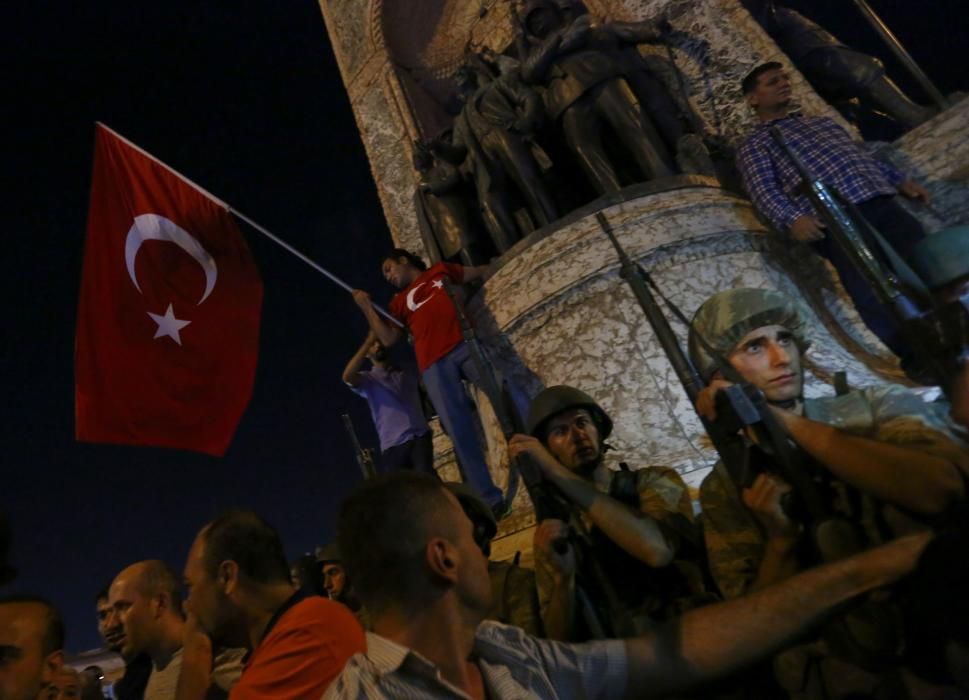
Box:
[182,511,365,699]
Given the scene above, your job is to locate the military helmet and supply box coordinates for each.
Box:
[445,482,498,545]
[910,226,969,291]
[526,385,613,442]
[688,288,812,381]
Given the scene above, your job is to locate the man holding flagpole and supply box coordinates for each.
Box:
[352,248,526,518]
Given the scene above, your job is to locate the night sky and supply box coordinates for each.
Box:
[4,1,966,653]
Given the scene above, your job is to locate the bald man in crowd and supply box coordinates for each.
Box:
[106,561,243,700]
[0,596,64,700]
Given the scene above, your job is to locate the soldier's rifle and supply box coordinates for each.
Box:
[596,212,867,557]
[341,413,377,480]
[768,126,955,390]
[596,211,901,665]
[440,276,629,638]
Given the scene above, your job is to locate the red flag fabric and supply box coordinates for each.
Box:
[75,123,262,456]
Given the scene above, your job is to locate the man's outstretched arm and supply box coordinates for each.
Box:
[774,409,964,515]
[621,532,930,699]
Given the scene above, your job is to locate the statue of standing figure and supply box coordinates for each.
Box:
[516,0,680,195]
[742,0,936,131]
[413,140,491,267]
[429,54,558,252]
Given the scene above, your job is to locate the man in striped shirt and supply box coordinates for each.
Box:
[736,62,931,367]
[324,471,928,699]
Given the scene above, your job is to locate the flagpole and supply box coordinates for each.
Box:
[229,210,402,327]
[95,122,404,328]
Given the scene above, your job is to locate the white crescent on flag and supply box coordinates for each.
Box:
[124,213,219,305]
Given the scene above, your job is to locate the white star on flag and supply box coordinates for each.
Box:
[431,279,444,289]
[147,303,191,345]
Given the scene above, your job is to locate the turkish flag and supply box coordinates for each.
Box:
[75,123,262,457]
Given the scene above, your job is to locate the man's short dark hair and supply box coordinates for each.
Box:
[0,595,64,655]
[741,61,784,95]
[382,248,427,272]
[202,510,291,585]
[337,472,455,614]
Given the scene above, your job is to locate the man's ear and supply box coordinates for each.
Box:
[746,92,758,110]
[425,538,459,585]
[153,592,171,618]
[218,560,240,596]
[42,649,64,685]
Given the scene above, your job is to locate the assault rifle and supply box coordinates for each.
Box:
[440,276,632,638]
[341,413,377,480]
[596,211,899,666]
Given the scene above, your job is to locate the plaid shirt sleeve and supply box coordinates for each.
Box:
[873,157,906,188]
[737,135,807,232]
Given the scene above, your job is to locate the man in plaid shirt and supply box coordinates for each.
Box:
[736,62,931,367]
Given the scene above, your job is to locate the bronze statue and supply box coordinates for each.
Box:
[742,0,935,130]
[431,55,558,252]
[517,0,675,195]
[413,140,489,266]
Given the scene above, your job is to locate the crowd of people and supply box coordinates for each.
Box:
[3,57,969,700]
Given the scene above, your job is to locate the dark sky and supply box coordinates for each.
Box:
[5,1,391,653]
[3,1,966,653]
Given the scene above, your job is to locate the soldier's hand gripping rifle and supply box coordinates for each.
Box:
[441,276,633,638]
[768,126,952,388]
[342,413,377,480]
[597,212,900,663]
[595,212,867,559]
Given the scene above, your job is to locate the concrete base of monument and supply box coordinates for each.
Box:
[432,178,923,554]
[875,93,969,230]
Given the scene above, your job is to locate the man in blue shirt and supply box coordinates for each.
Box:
[736,62,931,366]
[343,330,434,474]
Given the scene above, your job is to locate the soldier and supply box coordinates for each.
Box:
[445,482,544,637]
[508,386,710,641]
[692,287,968,698]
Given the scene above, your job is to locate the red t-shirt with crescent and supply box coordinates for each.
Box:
[389,262,465,373]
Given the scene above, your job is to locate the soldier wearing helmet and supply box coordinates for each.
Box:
[693,287,967,698]
[508,386,709,641]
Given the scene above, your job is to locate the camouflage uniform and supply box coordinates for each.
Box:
[487,556,544,637]
[702,384,969,600]
[535,463,711,640]
[693,288,969,699]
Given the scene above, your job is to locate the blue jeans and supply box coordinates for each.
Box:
[421,341,531,507]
